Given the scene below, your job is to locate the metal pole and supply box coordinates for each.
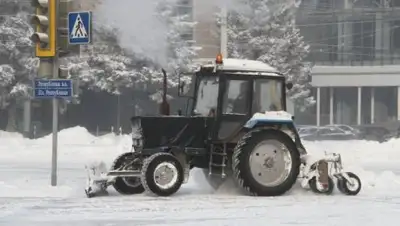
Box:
[329,87,334,125]
[51,56,59,186]
[397,86,400,121]
[51,93,58,185]
[371,87,374,124]
[117,94,120,134]
[51,0,59,186]
[23,99,31,138]
[316,87,320,126]
[357,87,361,125]
[220,4,228,57]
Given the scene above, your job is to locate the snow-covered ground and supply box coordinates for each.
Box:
[1,127,400,226]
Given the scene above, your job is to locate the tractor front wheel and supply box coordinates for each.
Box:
[141,153,184,196]
[111,152,145,195]
[232,129,300,196]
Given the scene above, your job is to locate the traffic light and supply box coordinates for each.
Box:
[30,0,56,57]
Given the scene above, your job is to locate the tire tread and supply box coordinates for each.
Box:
[141,152,184,196]
[232,128,301,196]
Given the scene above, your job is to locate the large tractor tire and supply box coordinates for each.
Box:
[232,129,301,196]
[111,152,145,195]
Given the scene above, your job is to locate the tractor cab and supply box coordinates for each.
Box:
[179,54,293,142]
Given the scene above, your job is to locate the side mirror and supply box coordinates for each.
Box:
[177,72,194,98]
[178,81,186,96]
[286,82,293,90]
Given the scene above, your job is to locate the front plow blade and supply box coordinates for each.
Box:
[85,162,112,198]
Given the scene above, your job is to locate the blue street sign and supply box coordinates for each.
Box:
[68,11,92,45]
[34,79,73,99]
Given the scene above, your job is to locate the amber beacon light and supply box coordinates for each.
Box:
[215,53,223,64]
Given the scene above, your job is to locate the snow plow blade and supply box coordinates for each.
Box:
[84,162,113,198]
[84,162,143,198]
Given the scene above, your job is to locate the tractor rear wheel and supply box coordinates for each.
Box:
[232,129,300,196]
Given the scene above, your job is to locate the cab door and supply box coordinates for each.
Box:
[215,76,253,142]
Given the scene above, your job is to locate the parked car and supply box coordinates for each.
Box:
[298,126,319,138]
[356,125,391,143]
[326,124,361,136]
[301,126,359,141]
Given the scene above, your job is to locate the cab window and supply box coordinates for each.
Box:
[253,79,284,113]
[193,76,219,116]
[222,80,249,115]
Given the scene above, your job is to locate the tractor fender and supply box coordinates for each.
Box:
[244,111,297,139]
[244,111,295,129]
[245,127,297,150]
[243,111,304,153]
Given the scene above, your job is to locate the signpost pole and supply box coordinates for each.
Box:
[51,54,59,186]
[32,1,88,187]
[43,8,91,187]
[51,0,59,186]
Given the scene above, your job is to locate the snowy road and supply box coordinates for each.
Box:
[1,163,400,226]
[1,127,400,226]
[1,167,400,226]
[2,193,400,226]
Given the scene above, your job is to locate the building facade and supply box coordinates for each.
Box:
[178,0,220,59]
[189,0,400,125]
[297,0,400,125]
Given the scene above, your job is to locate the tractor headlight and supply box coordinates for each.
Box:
[131,124,143,149]
[132,138,143,148]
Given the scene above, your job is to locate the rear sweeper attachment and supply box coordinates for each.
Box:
[85,54,361,198]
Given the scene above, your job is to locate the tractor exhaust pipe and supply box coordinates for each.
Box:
[159,68,170,115]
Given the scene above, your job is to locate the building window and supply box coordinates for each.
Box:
[391,0,400,7]
[352,19,376,60]
[175,0,193,42]
[176,0,193,21]
[353,0,381,7]
[180,32,193,41]
[391,20,400,49]
[317,0,334,10]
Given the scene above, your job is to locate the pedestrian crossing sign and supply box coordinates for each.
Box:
[68,11,92,45]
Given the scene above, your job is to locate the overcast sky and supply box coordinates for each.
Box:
[95,0,170,66]
[94,0,246,67]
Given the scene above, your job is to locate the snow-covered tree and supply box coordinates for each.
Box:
[0,0,30,16]
[0,3,38,131]
[81,25,135,95]
[68,0,201,106]
[155,0,200,87]
[225,0,315,110]
[67,25,148,96]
